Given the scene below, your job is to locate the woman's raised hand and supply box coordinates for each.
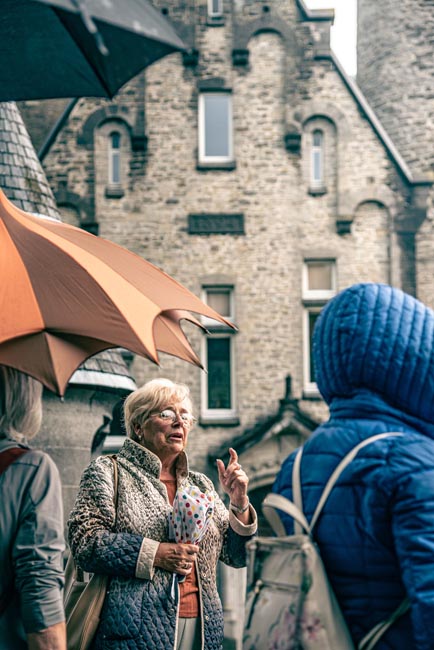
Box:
[154,542,199,575]
[216,447,249,510]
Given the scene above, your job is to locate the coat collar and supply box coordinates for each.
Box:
[118,437,190,481]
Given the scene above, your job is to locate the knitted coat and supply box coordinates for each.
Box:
[274,283,434,650]
[68,438,257,650]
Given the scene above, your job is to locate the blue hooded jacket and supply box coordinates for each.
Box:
[273,283,434,650]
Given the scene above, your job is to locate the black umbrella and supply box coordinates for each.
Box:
[0,0,186,101]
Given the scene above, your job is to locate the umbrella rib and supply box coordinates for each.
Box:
[54,8,114,97]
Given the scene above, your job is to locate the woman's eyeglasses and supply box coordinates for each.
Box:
[150,408,196,426]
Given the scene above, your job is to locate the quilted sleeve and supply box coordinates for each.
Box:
[68,457,147,578]
[391,444,434,650]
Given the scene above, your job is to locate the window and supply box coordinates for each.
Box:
[108,131,121,185]
[311,129,324,189]
[198,93,233,164]
[302,260,336,394]
[208,0,223,17]
[201,286,237,422]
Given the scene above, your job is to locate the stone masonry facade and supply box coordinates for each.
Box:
[35,0,434,478]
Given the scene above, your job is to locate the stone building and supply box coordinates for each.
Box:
[18,0,434,645]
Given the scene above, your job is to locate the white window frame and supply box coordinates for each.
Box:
[108,131,121,185]
[200,285,237,421]
[208,0,223,17]
[302,260,336,395]
[198,92,233,164]
[201,332,237,420]
[310,129,324,189]
[302,259,336,301]
[201,286,234,328]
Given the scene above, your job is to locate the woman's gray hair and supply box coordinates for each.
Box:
[0,366,43,441]
[124,378,193,442]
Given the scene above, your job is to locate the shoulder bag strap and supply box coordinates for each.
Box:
[0,447,29,475]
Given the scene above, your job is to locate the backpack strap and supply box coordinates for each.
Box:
[300,432,404,533]
[292,447,304,535]
[262,492,310,536]
[358,597,410,650]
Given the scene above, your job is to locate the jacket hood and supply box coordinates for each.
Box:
[313,283,434,422]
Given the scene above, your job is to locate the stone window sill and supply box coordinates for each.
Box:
[105,185,125,199]
[199,416,240,427]
[197,161,236,171]
[308,185,327,196]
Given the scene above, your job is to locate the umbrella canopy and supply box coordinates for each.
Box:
[0,189,234,395]
[0,0,186,101]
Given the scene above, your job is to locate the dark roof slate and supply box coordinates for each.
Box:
[0,102,59,218]
[0,102,135,394]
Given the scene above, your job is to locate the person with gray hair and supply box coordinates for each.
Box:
[0,366,66,650]
[68,378,257,650]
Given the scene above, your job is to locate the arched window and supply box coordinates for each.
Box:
[311,129,324,188]
[208,0,223,18]
[108,131,121,185]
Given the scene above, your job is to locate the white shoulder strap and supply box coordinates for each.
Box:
[309,432,403,531]
[262,492,310,536]
[263,432,403,537]
[292,448,304,534]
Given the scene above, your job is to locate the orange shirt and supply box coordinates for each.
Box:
[162,479,200,618]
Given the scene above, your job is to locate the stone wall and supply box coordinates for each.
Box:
[40,0,413,474]
[357,0,434,179]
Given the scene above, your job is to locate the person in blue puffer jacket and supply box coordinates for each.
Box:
[273,282,434,650]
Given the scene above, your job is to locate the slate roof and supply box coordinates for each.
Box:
[0,102,136,395]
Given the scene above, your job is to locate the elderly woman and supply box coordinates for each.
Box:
[68,378,257,650]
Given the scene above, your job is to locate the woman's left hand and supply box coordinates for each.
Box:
[216,447,249,511]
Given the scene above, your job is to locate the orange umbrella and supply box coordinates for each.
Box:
[0,189,233,395]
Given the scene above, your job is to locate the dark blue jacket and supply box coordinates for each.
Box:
[274,283,434,650]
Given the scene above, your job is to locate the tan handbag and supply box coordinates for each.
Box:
[65,456,118,650]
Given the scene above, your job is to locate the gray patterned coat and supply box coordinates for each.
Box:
[68,438,257,650]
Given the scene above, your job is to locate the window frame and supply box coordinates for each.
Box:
[108,130,122,186]
[302,259,336,395]
[310,129,324,189]
[198,92,233,165]
[200,284,237,422]
[201,285,234,328]
[200,332,237,421]
[207,0,223,17]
